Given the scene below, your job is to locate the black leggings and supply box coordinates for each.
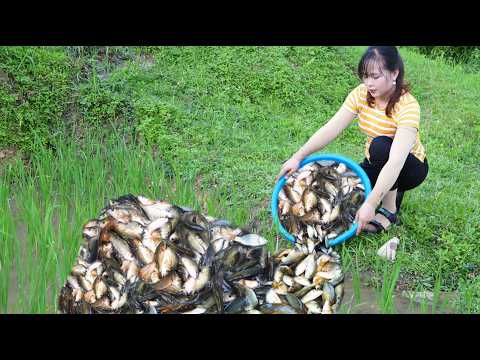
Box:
[359,136,429,210]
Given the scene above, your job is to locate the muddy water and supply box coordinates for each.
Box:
[338,273,456,314]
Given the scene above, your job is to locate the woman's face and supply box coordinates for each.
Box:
[362,62,398,100]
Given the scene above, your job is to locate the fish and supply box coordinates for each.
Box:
[315,268,342,281]
[111,220,144,241]
[99,242,113,259]
[301,210,322,224]
[136,244,155,265]
[272,281,289,295]
[237,279,259,289]
[266,289,283,304]
[322,282,336,305]
[291,202,306,217]
[303,255,317,280]
[183,277,197,295]
[301,289,323,303]
[284,185,302,204]
[244,309,263,314]
[93,278,108,299]
[234,234,268,247]
[110,233,135,262]
[224,286,258,314]
[293,276,312,287]
[334,283,344,305]
[143,217,170,249]
[92,297,112,311]
[274,267,285,283]
[137,196,181,221]
[322,301,333,314]
[329,205,340,222]
[78,276,93,291]
[306,226,317,241]
[282,275,294,287]
[187,232,208,255]
[72,288,83,303]
[336,163,347,174]
[324,181,338,198]
[281,250,306,265]
[139,262,158,283]
[303,190,318,212]
[211,238,226,253]
[182,307,207,314]
[193,266,210,293]
[295,254,315,276]
[155,243,178,277]
[329,271,345,287]
[152,272,183,294]
[84,290,97,304]
[281,200,291,216]
[275,249,292,261]
[258,303,303,314]
[126,261,139,283]
[180,256,198,279]
[112,292,128,310]
[285,293,306,312]
[71,264,87,277]
[305,301,322,314]
[112,271,126,286]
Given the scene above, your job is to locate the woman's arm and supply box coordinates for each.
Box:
[292,106,357,161]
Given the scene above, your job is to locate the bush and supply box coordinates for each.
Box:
[77,73,130,126]
[0,47,75,151]
[411,46,480,68]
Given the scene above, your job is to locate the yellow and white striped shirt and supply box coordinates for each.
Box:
[342,83,426,162]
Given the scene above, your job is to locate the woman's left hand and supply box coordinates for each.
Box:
[355,202,376,235]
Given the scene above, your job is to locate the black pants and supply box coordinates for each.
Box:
[359,136,429,210]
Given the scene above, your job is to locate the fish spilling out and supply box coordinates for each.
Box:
[278,161,365,246]
[59,194,345,314]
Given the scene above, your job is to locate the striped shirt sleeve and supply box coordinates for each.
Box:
[342,86,361,115]
[396,99,420,129]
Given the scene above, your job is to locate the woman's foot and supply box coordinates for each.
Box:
[363,207,399,233]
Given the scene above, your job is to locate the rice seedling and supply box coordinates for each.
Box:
[376,256,402,314]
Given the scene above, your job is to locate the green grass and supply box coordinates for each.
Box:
[0,47,78,152]
[1,46,479,313]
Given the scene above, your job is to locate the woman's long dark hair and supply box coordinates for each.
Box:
[357,46,410,118]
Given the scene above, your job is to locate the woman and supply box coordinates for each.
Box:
[276,46,429,235]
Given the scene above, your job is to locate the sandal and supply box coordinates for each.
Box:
[363,207,401,234]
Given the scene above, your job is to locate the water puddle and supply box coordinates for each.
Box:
[338,273,456,314]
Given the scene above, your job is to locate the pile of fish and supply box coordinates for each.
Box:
[268,242,344,314]
[58,194,345,314]
[277,160,365,246]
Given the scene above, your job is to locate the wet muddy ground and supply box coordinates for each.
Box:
[338,273,456,314]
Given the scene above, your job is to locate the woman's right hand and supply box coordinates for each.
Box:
[275,156,301,183]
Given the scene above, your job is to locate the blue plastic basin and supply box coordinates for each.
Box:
[271,154,372,247]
